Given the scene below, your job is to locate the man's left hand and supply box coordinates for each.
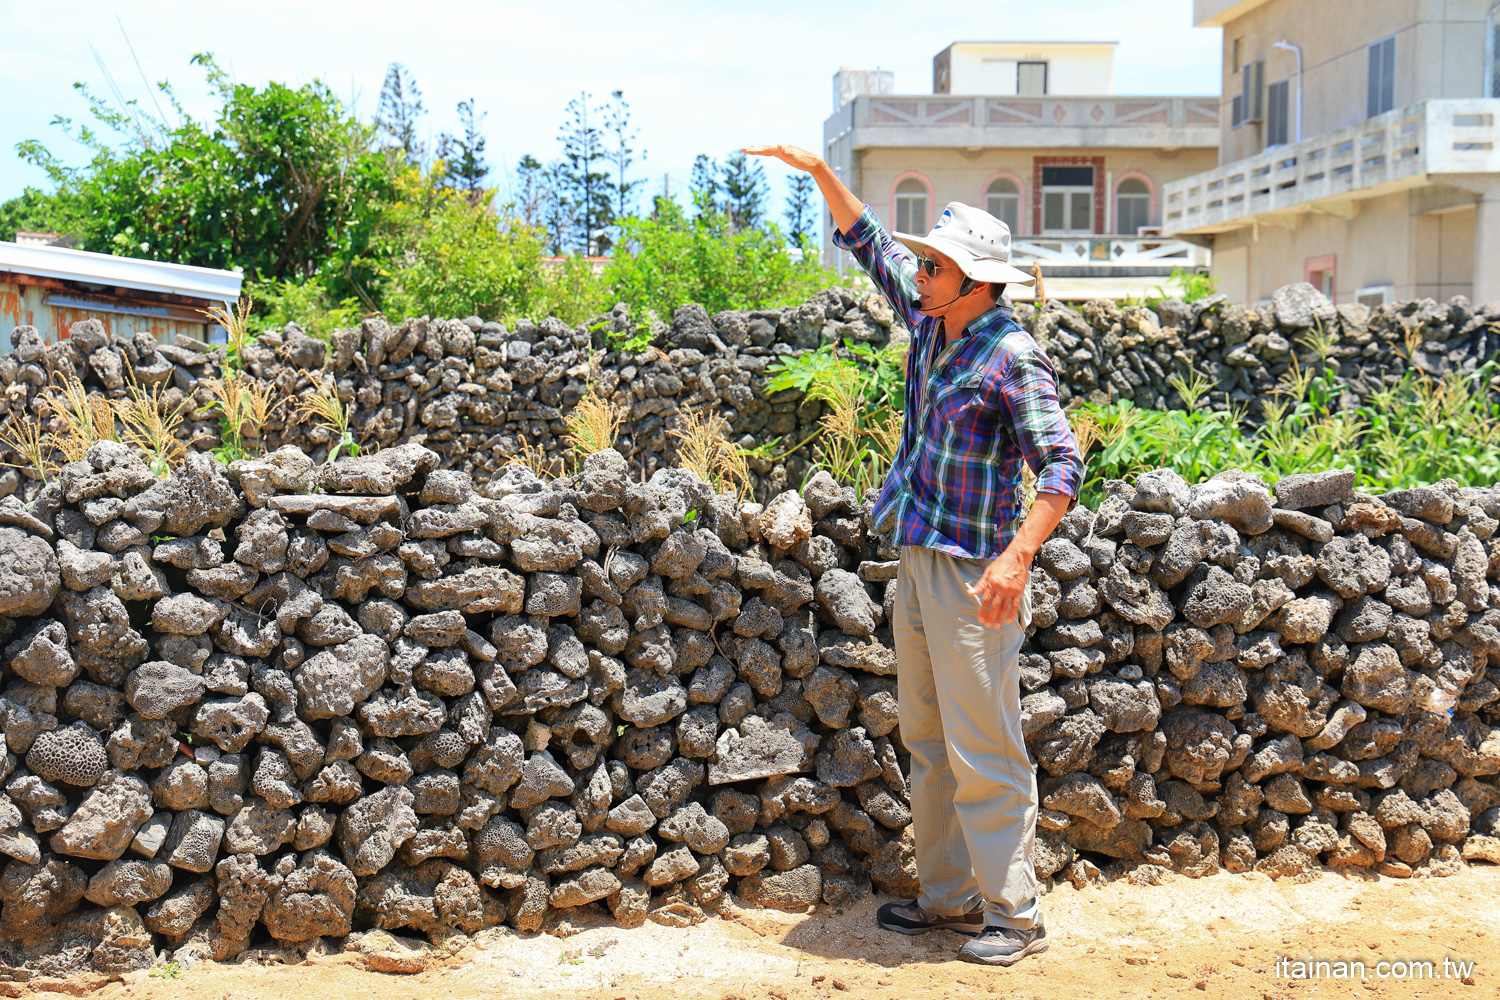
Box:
[970,549,1031,629]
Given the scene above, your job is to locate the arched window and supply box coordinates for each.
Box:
[985,178,1021,236]
[1116,177,1151,235]
[894,178,928,235]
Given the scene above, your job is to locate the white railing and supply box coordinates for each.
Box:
[857,96,1219,130]
[1162,99,1500,234]
[1009,236,1210,269]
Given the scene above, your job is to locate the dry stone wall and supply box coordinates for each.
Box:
[3,282,1494,508]
[0,436,1498,977]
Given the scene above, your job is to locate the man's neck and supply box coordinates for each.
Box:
[940,297,999,345]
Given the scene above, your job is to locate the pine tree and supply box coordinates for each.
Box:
[690,154,721,215]
[515,154,551,228]
[784,173,816,244]
[437,99,489,200]
[553,91,614,254]
[604,90,645,229]
[721,151,768,231]
[376,63,426,166]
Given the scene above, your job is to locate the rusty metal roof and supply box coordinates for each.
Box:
[0,240,241,303]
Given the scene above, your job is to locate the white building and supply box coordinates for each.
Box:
[1163,0,1500,306]
[823,41,1220,299]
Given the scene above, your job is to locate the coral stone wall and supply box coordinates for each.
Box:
[0,439,1497,978]
[2,281,1492,506]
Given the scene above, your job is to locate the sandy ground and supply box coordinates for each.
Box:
[41,865,1500,1000]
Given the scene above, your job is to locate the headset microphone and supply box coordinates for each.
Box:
[922,275,979,313]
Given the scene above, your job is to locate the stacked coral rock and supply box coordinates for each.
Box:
[1023,468,1500,883]
[0,441,913,975]
[0,438,1498,977]
[4,282,1495,509]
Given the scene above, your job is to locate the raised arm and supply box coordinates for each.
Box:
[743,144,923,329]
[741,144,862,233]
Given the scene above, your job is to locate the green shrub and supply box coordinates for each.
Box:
[604,200,843,321]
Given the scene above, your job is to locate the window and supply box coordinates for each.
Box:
[1357,284,1394,308]
[1041,165,1093,234]
[894,178,928,235]
[1018,62,1048,96]
[1491,6,1500,96]
[1266,79,1290,147]
[1115,178,1150,235]
[1241,60,1265,123]
[1231,38,1243,71]
[985,178,1021,235]
[1305,254,1336,300]
[1368,37,1395,118]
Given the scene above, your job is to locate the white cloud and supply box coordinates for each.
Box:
[0,0,1220,222]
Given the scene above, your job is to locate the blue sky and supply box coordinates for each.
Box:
[0,0,1221,220]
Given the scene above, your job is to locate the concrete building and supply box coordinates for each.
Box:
[0,240,241,349]
[823,41,1221,299]
[1163,0,1500,306]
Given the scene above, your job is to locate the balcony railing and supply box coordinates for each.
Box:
[826,94,1219,148]
[1010,235,1209,271]
[1162,99,1500,234]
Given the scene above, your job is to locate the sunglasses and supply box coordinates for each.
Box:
[914,253,951,276]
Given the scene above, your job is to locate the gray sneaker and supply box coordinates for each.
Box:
[876,900,985,936]
[957,921,1049,966]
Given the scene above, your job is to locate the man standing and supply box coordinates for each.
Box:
[744,144,1084,967]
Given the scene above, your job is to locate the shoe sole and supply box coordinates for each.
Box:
[877,918,983,937]
[958,937,1050,967]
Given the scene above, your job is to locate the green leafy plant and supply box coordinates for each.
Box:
[149,962,182,980]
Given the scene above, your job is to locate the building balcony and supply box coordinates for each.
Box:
[1011,234,1209,275]
[1162,99,1500,237]
[824,94,1220,151]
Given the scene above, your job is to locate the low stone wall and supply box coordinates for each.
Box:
[2,283,1494,508]
[0,437,1498,977]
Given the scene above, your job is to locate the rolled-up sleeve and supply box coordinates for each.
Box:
[998,345,1084,510]
[831,205,924,330]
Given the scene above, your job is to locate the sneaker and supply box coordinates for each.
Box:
[958,921,1049,966]
[876,900,985,936]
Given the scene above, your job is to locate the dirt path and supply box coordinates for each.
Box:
[65,866,1500,1000]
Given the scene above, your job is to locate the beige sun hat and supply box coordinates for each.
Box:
[893,201,1035,286]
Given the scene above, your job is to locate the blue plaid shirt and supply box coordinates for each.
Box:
[833,205,1084,560]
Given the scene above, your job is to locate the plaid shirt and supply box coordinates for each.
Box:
[833,205,1084,560]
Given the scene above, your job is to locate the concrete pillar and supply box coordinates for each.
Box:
[1473,188,1500,306]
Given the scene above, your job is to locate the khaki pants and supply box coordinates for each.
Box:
[892,544,1040,930]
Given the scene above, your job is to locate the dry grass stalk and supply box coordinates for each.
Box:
[516,436,559,480]
[113,370,188,477]
[291,375,358,461]
[43,368,117,463]
[206,370,282,458]
[672,406,750,498]
[203,297,254,366]
[0,414,55,483]
[565,386,626,465]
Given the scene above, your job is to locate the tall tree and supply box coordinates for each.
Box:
[553,91,613,254]
[437,98,489,200]
[376,62,426,166]
[783,173,815,244]
[514,154,551,228]
[603,89,645,231]
[689,154,721,216]
[720,151,768,230]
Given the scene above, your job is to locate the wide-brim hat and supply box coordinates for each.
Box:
[894,201,1035,286]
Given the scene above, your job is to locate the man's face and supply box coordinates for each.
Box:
[914,247,969,315]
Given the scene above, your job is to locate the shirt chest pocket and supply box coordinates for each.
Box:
[928,371,992,430]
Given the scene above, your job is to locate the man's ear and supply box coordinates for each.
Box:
[958,275,977,298]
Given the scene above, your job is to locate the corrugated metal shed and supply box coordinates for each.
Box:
[0,241,242,349]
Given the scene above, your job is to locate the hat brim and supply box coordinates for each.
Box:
[893,232,1036,286]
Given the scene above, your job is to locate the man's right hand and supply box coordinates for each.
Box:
[742,144,824,172]
[743,144,863,234]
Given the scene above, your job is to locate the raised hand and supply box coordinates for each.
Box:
[741,144,823,173]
